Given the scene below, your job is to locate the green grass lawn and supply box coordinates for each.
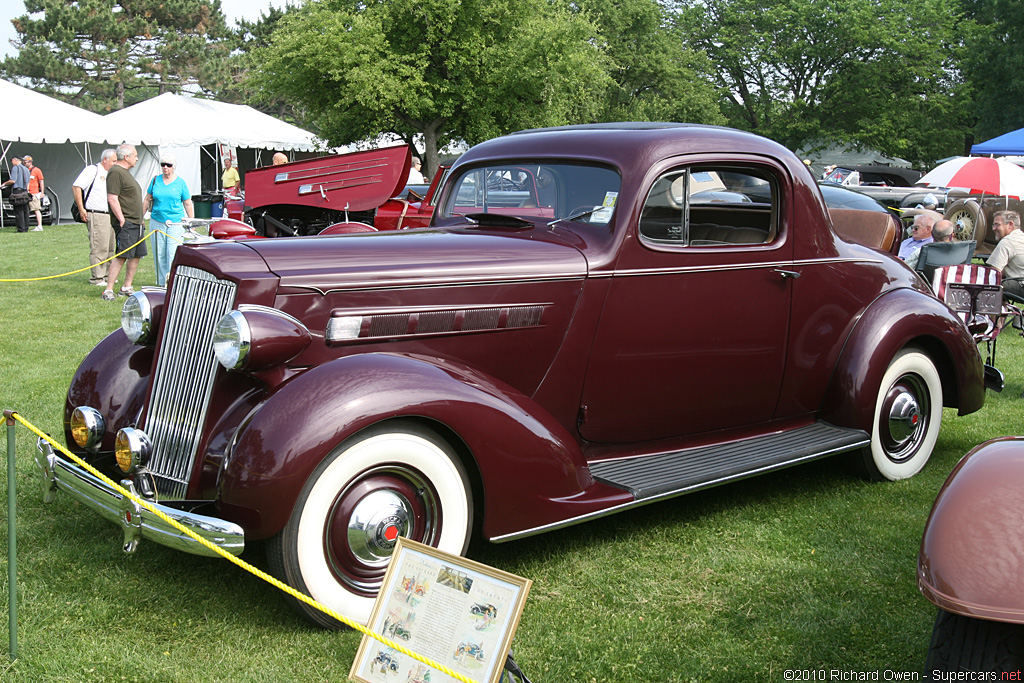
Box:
[2,223,1022,682]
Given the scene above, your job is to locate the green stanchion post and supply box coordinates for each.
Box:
[4,410,16,662]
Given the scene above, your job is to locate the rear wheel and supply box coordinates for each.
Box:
[926,609,1024,672]
[862,348,942,481]
[267,422,473,628]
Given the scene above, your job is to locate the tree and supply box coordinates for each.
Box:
[573,0,723,125]
[222,4,305,120]
[672,0,972,167]
[250,0,613,176]
[959,0,1024,142]
[1,0,233,112]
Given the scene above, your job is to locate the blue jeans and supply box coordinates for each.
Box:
[153,221,185,286]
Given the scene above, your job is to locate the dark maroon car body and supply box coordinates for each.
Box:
[42,123,984,627]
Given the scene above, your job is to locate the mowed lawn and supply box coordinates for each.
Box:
[2,223,1022,682]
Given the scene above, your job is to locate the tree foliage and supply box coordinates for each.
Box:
[250,0,614,176]
[673,0,972,166]
[221,5,305,121]
[0,0,232,112]
[959,0,1024,141]
[574,0,723,125]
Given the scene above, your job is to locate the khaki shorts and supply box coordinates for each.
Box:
[28,195,42,212]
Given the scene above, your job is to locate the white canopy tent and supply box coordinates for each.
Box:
[3,83,326,222]
[1,78,127,225]
[104,92,327,201]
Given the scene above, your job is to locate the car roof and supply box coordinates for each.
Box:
[459,123,805,178]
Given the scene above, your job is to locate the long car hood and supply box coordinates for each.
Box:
[184,228,589,292]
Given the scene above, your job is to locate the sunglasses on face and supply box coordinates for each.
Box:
[160,163,174,168]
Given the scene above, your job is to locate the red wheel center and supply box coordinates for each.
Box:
[384,524,399,542]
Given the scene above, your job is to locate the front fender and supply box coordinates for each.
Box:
[217,353,597,540]
[821,288,984,430]
[64,328,153,454]
[919,437,1024,623]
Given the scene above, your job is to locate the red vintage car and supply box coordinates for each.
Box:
[40,123,984,629]
[212,145,445,239]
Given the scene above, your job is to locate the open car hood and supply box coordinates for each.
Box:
[244,145,412,212]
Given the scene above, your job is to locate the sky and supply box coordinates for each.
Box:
[0,0,295,59]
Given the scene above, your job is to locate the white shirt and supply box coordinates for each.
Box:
[73,163,110,212]
[407,167,425,184]
[989,228,1024,280]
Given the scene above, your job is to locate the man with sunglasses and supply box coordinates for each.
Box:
[103,144,145,301]
[899,212,936,261]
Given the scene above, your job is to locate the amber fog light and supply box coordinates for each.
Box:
[70,406,105,450]
[115,428,152,474]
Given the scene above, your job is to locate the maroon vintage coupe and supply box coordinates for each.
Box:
[39,123,984,628]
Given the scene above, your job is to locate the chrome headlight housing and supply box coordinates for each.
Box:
[70,406,105,450]
[213,310,251,370]
[213,306,311,371]
[121,289,164,344]
[115,427,151,473]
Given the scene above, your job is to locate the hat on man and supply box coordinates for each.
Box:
[22,155,32,162]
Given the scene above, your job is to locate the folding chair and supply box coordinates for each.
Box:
[916,241,975,284]
[932,264,1023,393]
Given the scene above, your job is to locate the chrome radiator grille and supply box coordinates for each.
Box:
[144,266,237,499]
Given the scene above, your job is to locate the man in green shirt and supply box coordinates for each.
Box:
[103,144,146,301]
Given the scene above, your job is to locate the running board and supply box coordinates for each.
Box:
[590,422,870,500]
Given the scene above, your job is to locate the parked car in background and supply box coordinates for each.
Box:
[39,122,984,630]
[919,436,1024,672]
[1,169,58,225]
[821,165,931,210]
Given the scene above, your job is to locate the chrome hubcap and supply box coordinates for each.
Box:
[347,490,412,565]
[881,374,928,462]
[888,391,921,446]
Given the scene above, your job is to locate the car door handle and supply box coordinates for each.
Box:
[773,268,801,280]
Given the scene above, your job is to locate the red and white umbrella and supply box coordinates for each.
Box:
[918,156,1024,199]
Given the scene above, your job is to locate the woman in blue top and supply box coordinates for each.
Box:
[144,153,194,285]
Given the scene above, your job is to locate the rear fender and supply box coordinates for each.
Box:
[821,288,984,429]
[217,353,597,540]
[918,437,1024,623]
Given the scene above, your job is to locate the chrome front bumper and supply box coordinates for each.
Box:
[35,439,244,557]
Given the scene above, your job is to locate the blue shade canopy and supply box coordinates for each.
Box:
[972,127,1024,156]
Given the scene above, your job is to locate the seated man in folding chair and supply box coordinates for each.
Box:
[907,219,955,271]
[988,210,1024,301]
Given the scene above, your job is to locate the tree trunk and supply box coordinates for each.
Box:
[420,118,447,180]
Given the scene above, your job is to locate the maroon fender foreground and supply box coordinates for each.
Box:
[43,122,983,628]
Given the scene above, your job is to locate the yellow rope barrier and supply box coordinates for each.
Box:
[10,412,478,683]
[0,228,188,283]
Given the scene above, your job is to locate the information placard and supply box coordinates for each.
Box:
[351,539,531,683]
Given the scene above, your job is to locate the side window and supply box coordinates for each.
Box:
[639,166,777,247]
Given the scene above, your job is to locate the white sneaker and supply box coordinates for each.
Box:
[93,280,108,287]
[31,226,43,231]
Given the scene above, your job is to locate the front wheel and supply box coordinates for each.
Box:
[862,348,942,481]
[926,609,1024,672]
[267,422,473,629]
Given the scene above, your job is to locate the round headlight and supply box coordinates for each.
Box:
[213,310,251,370]
[114,428,151,473]
[70,406,105,450]
[121,291,154,343]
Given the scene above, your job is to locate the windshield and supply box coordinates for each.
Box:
[438,163,621,225]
